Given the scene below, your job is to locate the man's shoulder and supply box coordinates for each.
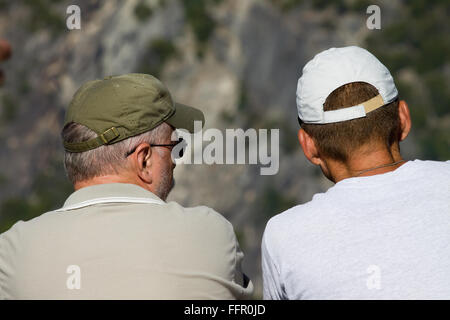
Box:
[0,209,61,242]
[411,159,450,174]
[167,201,231,224]
[264,196,326,245]
[400,159,449,175]
[406,159,447,167]
[393,159,450,186]
[164,201,235,240]
[0,211,60,291]
[268,189,330,225]
[265,205,302,233]
[0,201,236,251]
[161,203,241,287]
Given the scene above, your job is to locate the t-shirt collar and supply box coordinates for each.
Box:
[61,183,165,209]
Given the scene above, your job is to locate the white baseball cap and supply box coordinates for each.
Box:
[296,46,398,124]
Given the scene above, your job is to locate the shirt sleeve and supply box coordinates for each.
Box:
[192,205,254,299]
[261,226,285,300]
[232,237,254,299]
[0,232,7,300]
[0,222,22,300]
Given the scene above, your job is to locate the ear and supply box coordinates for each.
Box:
[298,128,322,166]
[398,100,412,141]
[133,143,153,184]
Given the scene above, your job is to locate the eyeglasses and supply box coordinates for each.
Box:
[125,138,186,159]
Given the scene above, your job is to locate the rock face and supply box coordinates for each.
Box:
[0,0,421,297]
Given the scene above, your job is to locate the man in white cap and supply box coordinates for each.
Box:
[262,46,450,299]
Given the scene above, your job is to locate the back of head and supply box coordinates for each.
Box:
[61,73,204,201]
[296,46,402,163]
[62,121,172,185]
[300,82,401,162]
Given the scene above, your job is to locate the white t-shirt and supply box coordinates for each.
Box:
[262,160,450,299]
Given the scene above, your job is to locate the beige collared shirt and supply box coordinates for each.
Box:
[0,183,253,299]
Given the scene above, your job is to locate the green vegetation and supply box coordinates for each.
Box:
[237,83,249,112]
[0,173,7,186]
[271,0,372,13]
[234,228,246,250]
[221,82,249,124]
[270,0,304,12]
[221,83,249,124]
[310,0,372,13]
[22,0,66,35]
[1,94,19,123]
[134,1,153,22]
[0,161,72,234]
[150,38,179,63]
[135,38,179,77]
[183,0,216,44]
[18,78,31,95]
[253,185,297,221]
[17,69,31,95]
[219,110,235,125]
[0,0,9,11]
[182,0,223,57]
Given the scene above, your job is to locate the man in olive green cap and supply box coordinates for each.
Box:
[0,73,253,299]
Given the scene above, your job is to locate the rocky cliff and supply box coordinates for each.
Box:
[0,0,448,297]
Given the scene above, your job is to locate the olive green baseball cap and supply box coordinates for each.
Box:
[63,73,205,153]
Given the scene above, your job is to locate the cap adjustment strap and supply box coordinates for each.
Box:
[321,94,386,124]
[63,127,120,153]
[362,94,385,113]
[99,127,120,144]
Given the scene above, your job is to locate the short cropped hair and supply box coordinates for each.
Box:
[62,122,172,184]
[299,82,401,162]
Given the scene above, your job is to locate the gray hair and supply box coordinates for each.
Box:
[62,122,172,184]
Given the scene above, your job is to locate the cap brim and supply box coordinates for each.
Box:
[165,103,205,133]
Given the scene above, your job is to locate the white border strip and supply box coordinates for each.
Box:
[55,197,164,212]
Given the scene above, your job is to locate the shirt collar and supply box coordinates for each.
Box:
[62,183,164,208]
[334,160,413,187]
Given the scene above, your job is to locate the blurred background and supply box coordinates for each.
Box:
[0,0,449,298]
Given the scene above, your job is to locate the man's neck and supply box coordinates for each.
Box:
[325,144,405,183]
[74,174,145,191]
